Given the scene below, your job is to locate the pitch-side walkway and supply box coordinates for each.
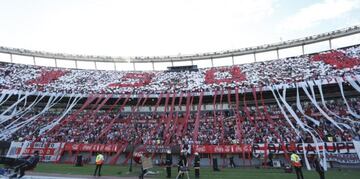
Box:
[14,172,141,179]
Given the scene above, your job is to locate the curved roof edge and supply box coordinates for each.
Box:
[1,25,360,63]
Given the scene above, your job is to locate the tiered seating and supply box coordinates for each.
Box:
[3,97,359,146]
[1,45,360,147]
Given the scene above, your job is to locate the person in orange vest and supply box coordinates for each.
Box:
[93,152,104,176]
[291,152,304,179]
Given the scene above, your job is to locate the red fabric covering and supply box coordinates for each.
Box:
[212,90,218,136]
[204,66,247,84]
[193,91,204,142]
[27,70,67,85]
[108,72,154,88]
[176,93,190,138]
[96,94,131,142]
[234,88,244,142]
[219,89,225,143]
[152,93,164,118]
[311,50,360,69]
[164,92,174,143]
[182,94,194,137]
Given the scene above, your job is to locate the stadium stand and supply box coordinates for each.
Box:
[1,45,360,169]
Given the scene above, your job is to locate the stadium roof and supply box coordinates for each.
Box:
[0,25,360,63]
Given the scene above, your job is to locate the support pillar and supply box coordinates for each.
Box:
[302,45,305,55]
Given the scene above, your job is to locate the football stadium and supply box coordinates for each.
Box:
[1,0,360,179]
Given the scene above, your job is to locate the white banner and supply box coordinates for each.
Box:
[326,153,360,164]
[6,141,65,162]
[353,140,360,163]
[252,142,357,155]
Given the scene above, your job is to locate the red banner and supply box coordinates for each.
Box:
[63,143,121,153]
[193,145,252,153]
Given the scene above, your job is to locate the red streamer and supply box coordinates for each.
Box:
[193,91,204,142]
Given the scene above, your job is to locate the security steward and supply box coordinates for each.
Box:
[165,150,172,178]
[291,152,304,179]
[194,152,200,178]
[93,152,104,176]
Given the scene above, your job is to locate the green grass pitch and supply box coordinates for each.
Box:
[28,163,360,179]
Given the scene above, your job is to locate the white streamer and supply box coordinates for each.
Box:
[0,91,35,116]
[354,75,360,85]
[346,76,360,93]
[0,92,9,104]
[0,93,45,125]
[300,83,343,132]
[0,93,64,140]
[39,95,81,135]
[314,80,353,128]
[274,86,326,170]
[0,91,16,106]
[270,87,311,170]
[17,140,30,158]
[296,85,320,126]
[5,93,64,130]
[337,78,360,119]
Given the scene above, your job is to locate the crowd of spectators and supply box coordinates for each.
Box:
[0,45,360,94]
[3,96,360,146]
[1,45,360,148]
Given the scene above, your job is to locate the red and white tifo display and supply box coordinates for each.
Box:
[0,45,359,94]
[1,45,360,169]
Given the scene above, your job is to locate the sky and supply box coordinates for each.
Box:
[0,0,359,58]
